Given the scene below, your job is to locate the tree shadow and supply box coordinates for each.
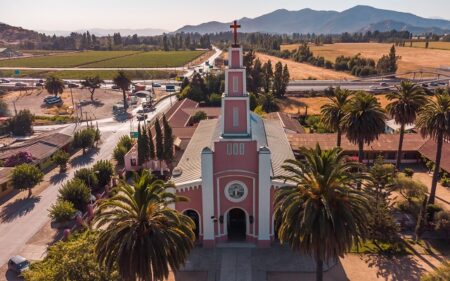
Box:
[0,196,41,223]
[4,269,22,281]
[92,100,104,108]
[50,172,68,184]
[362,254,427,281]
[69,147,99,168]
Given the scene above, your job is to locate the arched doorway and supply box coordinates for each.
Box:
[183,210,200,240]
[227,208,246,241]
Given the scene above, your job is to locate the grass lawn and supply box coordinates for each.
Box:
[0,51,139,68]
[82,50,206,68]
[351,239,414,256]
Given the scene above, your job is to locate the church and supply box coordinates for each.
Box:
[172,21,295,248]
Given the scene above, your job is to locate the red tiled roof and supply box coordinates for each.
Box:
[288,133,428,152]
[181,107,221,117]
[172,127,198,139]
[419,139,450,173]
[266,112,304,133]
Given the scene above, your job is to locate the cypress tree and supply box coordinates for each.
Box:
[148,124,155,159]
[141,125,150,162]
[281,64,290,97]
[272,62,283,98]
[162,115,174,162]
[137,124,145,166]
[154,118,164,161]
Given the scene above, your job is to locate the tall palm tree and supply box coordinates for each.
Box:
[45,76,65,97]
[94,171,195,281]
[320,87,352,147]
[416,92,450,205]
[275,145,370,281]
[113,71,131,110]
[386,81,427,169]
[342,91,386,163]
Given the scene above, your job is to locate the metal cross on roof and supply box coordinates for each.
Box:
[230,20,241,46]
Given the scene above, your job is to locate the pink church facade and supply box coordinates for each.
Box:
[172,25,294,248]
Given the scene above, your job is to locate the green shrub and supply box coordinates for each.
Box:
[113,145,128,166]
[52,150,70,172]
[397,197,422,217]
[8,109,34,136]
[427,204,443,222]
[73,127,96,154]
[93,160,114,187]
[74,168,98,189]
[403,168,414,177]
[421,261,450,281]
[191,111,207,124]
[434,211,450,235]
[48,200,76,222]
[208,93,222,106]
[58,178,91,211]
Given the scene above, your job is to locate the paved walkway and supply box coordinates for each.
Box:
[413,172,450,209]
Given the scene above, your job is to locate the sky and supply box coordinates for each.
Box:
[1,0,450,32]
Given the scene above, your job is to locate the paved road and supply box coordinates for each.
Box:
[0,95,177,267]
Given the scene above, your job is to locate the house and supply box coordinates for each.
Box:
[385,119,416,134]
[0,167,13,200]
[0,48,22,58]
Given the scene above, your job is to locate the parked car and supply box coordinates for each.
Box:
[111,85,120,90]
[1,78,10,83]
[8,255,30,275]
[44,96,62,105]
[35,82,44,87]
[68,83,79,88]
[379,82,389,87]
[429,82,439,87]
[421,83,429,88]
[152,83,161,88]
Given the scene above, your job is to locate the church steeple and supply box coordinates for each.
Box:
[221,20,250,137]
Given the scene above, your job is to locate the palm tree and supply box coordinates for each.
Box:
[94,171,195,281]
[342,91,386,163]
[275,145,370,281]
[113,71,131,110]
[416,92,450,205]
[386,81,427,169]
[320,87,351,147]
[45,76,65,97]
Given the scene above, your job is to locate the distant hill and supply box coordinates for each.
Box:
[38,28,168,37]
[176,5,450,35]
[0,22,40,43]
[359,20,450,34]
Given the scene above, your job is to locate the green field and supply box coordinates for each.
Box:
[0,69,177,80]
[0,50,205,68]
[0,51,139,68]
[82,50,205,68]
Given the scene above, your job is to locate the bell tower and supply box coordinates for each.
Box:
[221,20,251,137]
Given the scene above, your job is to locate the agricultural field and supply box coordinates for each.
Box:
[83,50,206,68]
[281,43,450,73]
[409,41,450,50]
[0,51,139,68]
[279,94,391,115]
[0,50,205,68]
[256,52,355,80]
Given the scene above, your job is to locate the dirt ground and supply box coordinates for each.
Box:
[279,94,390,115]
[2,88,123,119]
[282,43,450,74]
[256,52,355,80]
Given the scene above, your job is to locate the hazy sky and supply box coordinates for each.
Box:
[1,0,449,31]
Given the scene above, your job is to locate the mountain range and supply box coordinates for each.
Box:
[37,28,168,37]
[176,5,450,34]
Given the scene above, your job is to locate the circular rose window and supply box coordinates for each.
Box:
[225,182,248,202]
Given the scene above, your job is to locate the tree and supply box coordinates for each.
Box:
[180,77,190,91]
[376,45,400,74]
[0,99,10,116]
[73,127,96,154]
[11,164,43,197]
[113,71,131,109]
[262,60,273,93]
[93,160,114,188]
[81,76,104,101]
[137,124,145,166]
[163,115,174,163]
[45,76,65,97]
[94,171,195,281]
[52,150,70,173]
[155,118,164,165]
[74,168,99,189]
[386,81,427,168]
[23,231,119,281]
[148,124,155,159]
[342,92,386,163]
[320,87,351,147]
[8,109,34,136]
[141,125,150,162]
[58,178,91,211]
[249,58,262,94]
[48,200,76,223]
[275,145,369,281]
[281,64,290,97]
[113,135,133,166]
[272,62,284,98]
[416,92,450,204]
[259,93,278,113]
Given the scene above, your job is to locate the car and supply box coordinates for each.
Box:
[35,82,44,87]
[68,83,79,88]
[136,114,147,121]
[44,96,62,105]
[15,82,27,87]
[152,83,161,88]
[421,83,429,88]
[437,82,447,86]
[38,79,44,83]
[8,255,30,275]
[111,85,120,90]
[429,82,439,87]
[379,82,389,87]
[1,78,10,83]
